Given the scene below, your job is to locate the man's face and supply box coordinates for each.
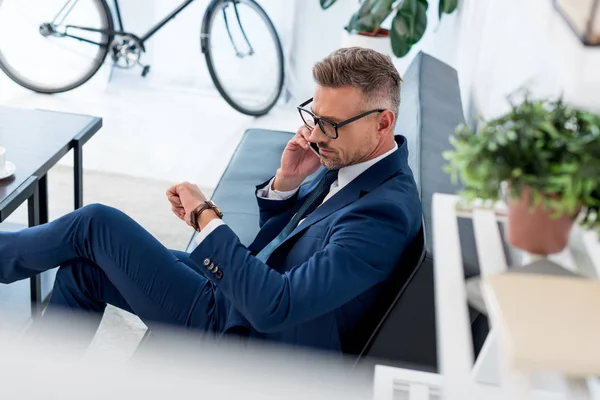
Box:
[308,86,382,170]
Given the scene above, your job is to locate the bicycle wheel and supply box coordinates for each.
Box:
[0,0,113,94]
[203,0,284,116]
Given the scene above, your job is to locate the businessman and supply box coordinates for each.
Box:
[0,47,422,352]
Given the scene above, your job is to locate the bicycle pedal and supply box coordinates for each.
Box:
[141,65,151,78]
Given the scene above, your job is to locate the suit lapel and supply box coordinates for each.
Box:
[278,135,410,247]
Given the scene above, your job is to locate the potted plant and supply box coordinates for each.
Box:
[320,0,458,57]
[444,94,600,255]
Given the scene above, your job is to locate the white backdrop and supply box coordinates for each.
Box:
[286,0,460,104]
[459,0,600,118]
[109,0,295,96]
[108,0,458,105]
[287,0,600,120]
[3,0,599,123]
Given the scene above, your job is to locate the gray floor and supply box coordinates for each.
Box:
[0,164,213,360]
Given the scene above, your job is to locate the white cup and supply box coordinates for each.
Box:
[0,147,6,174]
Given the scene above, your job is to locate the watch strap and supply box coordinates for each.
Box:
[191,201,223,232]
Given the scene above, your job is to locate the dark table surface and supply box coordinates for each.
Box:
[0,106,102,209]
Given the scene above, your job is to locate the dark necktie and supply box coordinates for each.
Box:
[255,169,339,262]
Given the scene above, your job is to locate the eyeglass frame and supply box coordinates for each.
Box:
[297,98,385,139]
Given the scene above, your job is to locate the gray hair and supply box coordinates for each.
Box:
[312,47,402,114]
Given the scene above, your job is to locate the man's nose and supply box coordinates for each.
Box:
[308,123,328,143]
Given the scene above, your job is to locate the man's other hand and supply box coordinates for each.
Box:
[274,126,321,191]
[166,182,207,225]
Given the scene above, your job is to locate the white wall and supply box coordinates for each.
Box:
[288,0,600,120]
[436,0,600,118]
[109,0,294,94]
[463,0,600,117]
[5,0,598,146]
[287,0,458,103]
[108,0,460,105]
[106,0,467,110]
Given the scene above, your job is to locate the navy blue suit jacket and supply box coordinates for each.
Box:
[190,135,422,352]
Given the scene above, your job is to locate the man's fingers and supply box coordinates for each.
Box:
[297,137,310,149]
[171,203,184,212]
[171,205,185,220]
[167,186,182,203]
[290,135,310,151]
[167,184,179,196]
[297,126,315,150]
[167,182,191,195]
[297,125,311,139]
[167,193,182,206]
[168,182,204,213]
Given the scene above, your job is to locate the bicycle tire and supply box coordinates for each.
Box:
[202,0,284,117]
[0,0,113,94]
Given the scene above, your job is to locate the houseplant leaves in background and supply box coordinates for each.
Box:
[438,0,458,19]
[320,0,338,10]
[391,0,428,57]
[321,0,458,58]
[347,0,396,34]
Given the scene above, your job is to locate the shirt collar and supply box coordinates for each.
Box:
[336,143,399,189]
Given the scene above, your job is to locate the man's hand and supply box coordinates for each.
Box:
[166,182,210,226]
[273,126,321,191]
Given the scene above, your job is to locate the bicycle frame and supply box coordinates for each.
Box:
[55,0,198,48]
[54,0,252,56]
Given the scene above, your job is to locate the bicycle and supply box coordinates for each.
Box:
[0,0,284,116]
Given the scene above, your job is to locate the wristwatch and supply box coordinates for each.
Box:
[190,200,223,232]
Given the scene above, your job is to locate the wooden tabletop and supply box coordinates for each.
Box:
[0,106,102,207]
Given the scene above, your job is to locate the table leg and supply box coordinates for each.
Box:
[38,174,49,224]
[74,142,83,210]
[27,183,42,318]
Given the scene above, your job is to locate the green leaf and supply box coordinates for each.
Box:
[438,0,458,19]
[443,89,600,218]
[442,150,455,160]
[539,121,561,139]
[320,0,338,10]
[390,0,428,57]
[346,0,395,33]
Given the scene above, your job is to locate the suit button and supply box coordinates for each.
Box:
[203,258,211,266]
[215,270,223,279]
[209,263,217,273]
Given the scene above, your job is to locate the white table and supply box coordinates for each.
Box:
[373,193,600,399]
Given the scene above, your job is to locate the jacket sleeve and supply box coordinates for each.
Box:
[255,177,300,228]
[189,200,411,333]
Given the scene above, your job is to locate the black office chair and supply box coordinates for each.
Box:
[343,226,437,372]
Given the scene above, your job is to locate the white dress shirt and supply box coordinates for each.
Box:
[191,143,398,249]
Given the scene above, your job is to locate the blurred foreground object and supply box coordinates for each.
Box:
[0,313,371,400]
[430,193,600,399]
[483,273,600,377]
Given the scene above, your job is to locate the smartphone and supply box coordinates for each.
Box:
[309,142,320,156]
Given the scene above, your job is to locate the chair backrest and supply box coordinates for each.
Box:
[356,253,437,371]
[342,226,430,367]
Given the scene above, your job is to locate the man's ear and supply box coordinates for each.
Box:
[377,110,395,135]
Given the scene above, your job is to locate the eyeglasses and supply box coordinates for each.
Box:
[297,98,385,139]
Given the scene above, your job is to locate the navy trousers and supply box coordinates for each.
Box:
[0,204,218,334]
